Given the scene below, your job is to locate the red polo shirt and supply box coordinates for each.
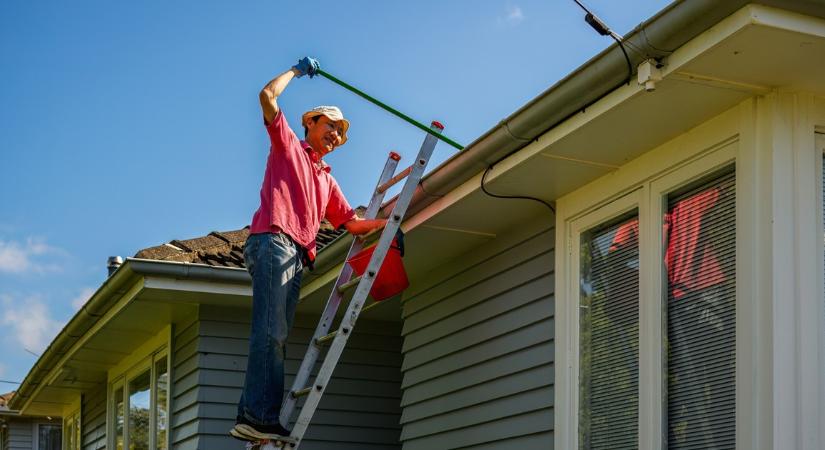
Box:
[250,110,356,259]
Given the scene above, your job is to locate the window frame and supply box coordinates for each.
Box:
[567,190,644,449]
[106,326,171,450]
[557,129,741,450]
[32,421,63,450]
[62,406,81,450]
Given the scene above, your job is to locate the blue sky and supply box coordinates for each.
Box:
[0,0,671,388]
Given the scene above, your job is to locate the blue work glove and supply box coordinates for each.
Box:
[292,57,320,78]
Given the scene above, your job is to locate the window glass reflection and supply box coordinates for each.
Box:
[155,358,169,450]
[129,370,151,450]
[115,387,124,450]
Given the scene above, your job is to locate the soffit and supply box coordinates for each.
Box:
[23,288,196,417]
[399,6,825,281]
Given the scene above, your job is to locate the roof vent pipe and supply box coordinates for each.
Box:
[107,256,123,277]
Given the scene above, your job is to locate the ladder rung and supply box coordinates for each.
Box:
[377,165,413,194]
[315,330,337,345]
[315,327,350,346]
[292,387,312,398]
[337,275,363,294]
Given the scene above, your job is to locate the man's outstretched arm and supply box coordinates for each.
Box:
[259,57,319,125]
[344,218,387,236]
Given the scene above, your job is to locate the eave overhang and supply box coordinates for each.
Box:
[395,3,825,282]
[9,259,253,416]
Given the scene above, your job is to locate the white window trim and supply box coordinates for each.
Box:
[556,104,742,450]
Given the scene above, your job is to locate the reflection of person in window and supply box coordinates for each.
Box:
[590,218,639,441]
[665,187,733,448]
[611,188,734,447]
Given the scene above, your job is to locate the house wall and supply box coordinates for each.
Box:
[5,418,32,450]
[399,219,555,449]
[171,304,403,450]
[80,386,107,450]
[3,417,59,450]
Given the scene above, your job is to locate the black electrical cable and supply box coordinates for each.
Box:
[481,164,556,215]
[641,27,677,55]
[611,34,633,86]
[574,0,633,85]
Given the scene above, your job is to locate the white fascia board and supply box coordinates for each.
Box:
[142,276,251,297]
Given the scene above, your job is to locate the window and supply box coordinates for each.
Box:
[129,370,151,450]
[37,423,61,450]
[155,358,169,450]
[665,170,736,448]
[109,350,169,450]
[115,386,125,450]
[62,410,80,450]
[559,144,738,450]
[579,213,640,449]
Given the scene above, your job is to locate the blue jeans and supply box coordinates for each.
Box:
[237,232,304,427]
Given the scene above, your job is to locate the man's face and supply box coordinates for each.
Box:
[306,115,344,156]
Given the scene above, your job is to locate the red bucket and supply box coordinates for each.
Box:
[347,238,409,301]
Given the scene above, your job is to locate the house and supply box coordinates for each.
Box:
[1,391,62,450]
[9,0,825,449]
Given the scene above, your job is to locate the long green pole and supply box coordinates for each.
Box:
[316,69,464,150]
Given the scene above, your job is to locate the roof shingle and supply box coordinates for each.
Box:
[133,208,364,267]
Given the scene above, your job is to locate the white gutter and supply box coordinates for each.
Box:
[393,0,817,219]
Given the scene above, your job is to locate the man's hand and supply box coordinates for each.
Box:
[344,218,387,236]
[292,57,320,78]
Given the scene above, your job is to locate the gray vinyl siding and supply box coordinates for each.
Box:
[400,221,555,449]
[6,418,32,450]
[81,386,107,450]
[170,304,403,450]
[171,314,200,450]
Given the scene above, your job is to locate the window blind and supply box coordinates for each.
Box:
[580,213,640,450]
[666,169,736,449]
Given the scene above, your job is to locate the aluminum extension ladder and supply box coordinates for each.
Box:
[262,121,444,449]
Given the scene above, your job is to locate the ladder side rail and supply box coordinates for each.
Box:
[278,152,401,425]
[287,128,441,447]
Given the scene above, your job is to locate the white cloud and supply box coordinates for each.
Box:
[502,4,525,24]
[70,287,96,310]
[1,295,63,353]
[0,237,62,274]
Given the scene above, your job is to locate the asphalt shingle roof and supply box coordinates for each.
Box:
[133,210,362,267]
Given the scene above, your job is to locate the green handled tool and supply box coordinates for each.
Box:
[316,68,464,150]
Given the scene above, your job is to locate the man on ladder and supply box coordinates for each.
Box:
[232,56,385,442]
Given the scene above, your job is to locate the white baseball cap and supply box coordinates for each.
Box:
[301,105,350,145]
